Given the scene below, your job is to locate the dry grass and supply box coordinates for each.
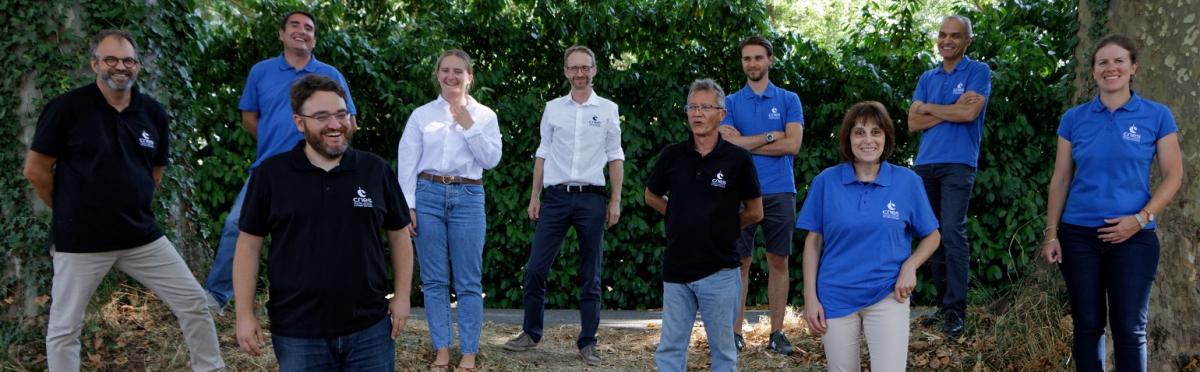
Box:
[2,278,1090,371]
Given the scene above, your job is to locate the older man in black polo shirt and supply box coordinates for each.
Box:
[23,30,224,371]
[232,74,414,370]
[644,79,763,372]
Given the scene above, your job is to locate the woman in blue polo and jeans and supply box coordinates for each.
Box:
[796,101,941,371]
[1042,35,1183,371]
[396,49,503,372]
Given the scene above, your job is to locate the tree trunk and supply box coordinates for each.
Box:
[1076,0,1200,368]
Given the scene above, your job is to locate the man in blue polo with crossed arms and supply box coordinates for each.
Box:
[906,14,992,337]
[203,10,358,312]
[718,35,804,355]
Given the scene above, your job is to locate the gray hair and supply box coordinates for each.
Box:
[687,79,726,108]
[89,29,138,60]
[942,15,973,39]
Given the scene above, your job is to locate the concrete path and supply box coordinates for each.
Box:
[410,306,938,330]
[410,308,768,329]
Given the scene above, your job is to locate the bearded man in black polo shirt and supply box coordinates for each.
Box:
[644,79,763,372]
[23,30,224,372]
[232,74,414,370]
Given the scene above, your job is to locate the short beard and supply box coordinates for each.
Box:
[101,72,134,91]
[304,128,352,160]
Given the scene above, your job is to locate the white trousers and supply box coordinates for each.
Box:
[46,236,224,371]
[821,296,910,372]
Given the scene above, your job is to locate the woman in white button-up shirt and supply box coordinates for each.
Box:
[396,49,501,372]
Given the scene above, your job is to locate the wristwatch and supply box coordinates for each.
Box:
[765,132,777,144]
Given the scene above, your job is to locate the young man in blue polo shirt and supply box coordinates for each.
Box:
[24,30,224,372]
[906,15,992,337]
[717,35,804,354]
[646,79,763,372]
[204,10,359,313]
[232,75,413,369]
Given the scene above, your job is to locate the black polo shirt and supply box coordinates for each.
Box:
[240,142,411,338]
[646,136,760,283]
[29,83,169,253]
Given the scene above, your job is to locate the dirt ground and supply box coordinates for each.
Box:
[2,284,999,371]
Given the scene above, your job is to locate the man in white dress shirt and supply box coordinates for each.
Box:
[502,45,624,366]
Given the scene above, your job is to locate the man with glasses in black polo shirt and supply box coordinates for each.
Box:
[645,79,763,372]
[24,29,224,372]
[231,75,413,370]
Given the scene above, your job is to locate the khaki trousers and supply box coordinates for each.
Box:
[46,236,224,371]
[821,296,910,372]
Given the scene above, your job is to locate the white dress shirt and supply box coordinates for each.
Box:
[534,92,624,187]
[396,95,503,206]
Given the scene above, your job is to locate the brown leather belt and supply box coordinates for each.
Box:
[419,172,482,185]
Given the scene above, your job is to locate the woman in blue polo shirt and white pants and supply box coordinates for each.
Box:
[397,49,503,372]
[1042,35,1183,371]
[797,101,941,371]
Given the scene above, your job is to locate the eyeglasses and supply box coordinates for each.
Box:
[100,56,139,68]
[298,110,351,124]
[683,104,724,113]
[566,65,593,73]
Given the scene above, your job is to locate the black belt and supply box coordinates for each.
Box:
[548,184,606,194]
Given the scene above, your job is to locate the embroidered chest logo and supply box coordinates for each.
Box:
[768,106,781,120]
[353,187,374,208]
[952,82,965,94]
[588,114,602,127]
[138,130,155,149]
[710,171,727,188]
[882,200,901,220]
[1122,124,1142,142]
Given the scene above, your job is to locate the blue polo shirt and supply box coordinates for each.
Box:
[240,54,357,168]
[795,162,938,319]
[912,56,991,167]
[1058,93,1177,229]
[721,82,804,195]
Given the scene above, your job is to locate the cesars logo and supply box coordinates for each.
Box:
[953,82,965,94]
[589,114,601,127]
[138,130,155,148]
[1122,123,1142,142]
[768,106,781,119]
[882,200,900,220]
[353,187,374,208]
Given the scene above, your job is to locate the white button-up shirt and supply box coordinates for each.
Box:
[396,95,502,206]
[535,93,624,187]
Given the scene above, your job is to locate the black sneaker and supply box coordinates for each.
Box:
[767,331,794,355]
[943,313,964,338]
[733,334,744,352]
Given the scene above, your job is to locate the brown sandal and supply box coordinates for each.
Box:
[454,366,477,372]
[429,362,450,372]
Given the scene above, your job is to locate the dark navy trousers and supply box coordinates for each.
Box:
[1059,223,1159,372]
[521,187,606,349]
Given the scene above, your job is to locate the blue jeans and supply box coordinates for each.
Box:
[414,179,486,354]
[522,187,606,349]
[656,268,740,372]
[914,163,975,318]
[1059,223,1159,372]
[272,317,394,371]
[203,178,249,305]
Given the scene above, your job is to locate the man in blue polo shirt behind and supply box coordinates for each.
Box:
[906,15,992,337]
[232,75,412,369]
[718,35,804,354]
[204,9,358,313]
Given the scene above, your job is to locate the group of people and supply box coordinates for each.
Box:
[22,8,1182,372]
